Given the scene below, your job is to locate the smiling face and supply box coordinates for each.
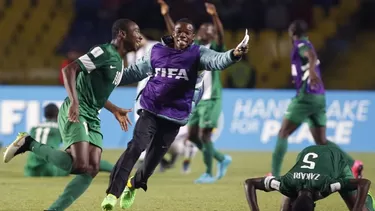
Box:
[123,22,143,51]
[172,22,195,50]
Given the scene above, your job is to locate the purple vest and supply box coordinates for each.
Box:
[140,43,200,121]
[291,39,325,95]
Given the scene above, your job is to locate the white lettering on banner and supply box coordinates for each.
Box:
[26,101,40,133]
[230,98,368,145]
[0,100,26,134]
[230,119,260,134]
[326,100,370,121]
[232,98,290,119]
[0,100,64,135]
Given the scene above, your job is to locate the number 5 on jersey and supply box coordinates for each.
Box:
[300,152,318,169]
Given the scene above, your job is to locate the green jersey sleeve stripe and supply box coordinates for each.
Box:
[78,54,96,73]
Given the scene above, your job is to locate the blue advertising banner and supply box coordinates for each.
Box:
[0,86,373,152]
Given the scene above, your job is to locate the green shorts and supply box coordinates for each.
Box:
[188,99,221,128]
[58,99,103,150]
[285,93,326,127]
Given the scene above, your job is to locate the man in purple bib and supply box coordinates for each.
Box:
[102,18,248,210]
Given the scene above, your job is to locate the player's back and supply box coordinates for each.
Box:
[279,145,348,197]
[26,121,61,167]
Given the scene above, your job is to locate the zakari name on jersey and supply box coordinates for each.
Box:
[74,44,124,117]
[291,37,325,95]
[265,145,353,199]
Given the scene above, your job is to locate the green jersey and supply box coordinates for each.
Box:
[195,40,224,100]
[26,121,61,167]
[75,43,124,117]
[265,145,355,198]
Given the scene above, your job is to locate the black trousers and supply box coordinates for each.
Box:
[106,110,180,197]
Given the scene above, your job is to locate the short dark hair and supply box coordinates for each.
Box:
[176,18,195,31]
[292,194,315,211]
[44,103,59,119]
[112,19,134,39]
[289,20,308,37]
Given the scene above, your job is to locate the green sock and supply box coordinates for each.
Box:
[202,142,214,175]
[49,174,93,210]
[99,160,114,172]
[326,140,355,167]
[272,137,288,177]
[213,148,225,162]
[30,140,72,172]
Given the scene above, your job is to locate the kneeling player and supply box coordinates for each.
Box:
[244,145,374,211]
[24,103,114,177]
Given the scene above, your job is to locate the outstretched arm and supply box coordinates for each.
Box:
[158,0,174,34]
[336,179,371,211]
[105,101,132,131]
[199,44,246,71]
[205,3,224,47]
[244,177,278,211]
[120,48,153,85]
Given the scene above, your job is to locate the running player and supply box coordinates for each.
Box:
[158,0,231,184]
[245,145,374,211]
[102,18,248,210]
[129,35,198,173]
[3,19,143,211]
[24,103,113,177]
[270,20,363,178]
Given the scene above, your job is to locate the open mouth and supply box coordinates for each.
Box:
[177,39,188,46]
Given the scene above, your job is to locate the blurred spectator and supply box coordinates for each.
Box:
[59,50,81,85]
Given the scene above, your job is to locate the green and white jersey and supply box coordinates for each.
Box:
[195,40,224,100]
[29,121,61,148]
[26,121,62,167]
[75,43,124,115]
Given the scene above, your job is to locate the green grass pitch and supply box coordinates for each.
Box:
[0,149,374,211]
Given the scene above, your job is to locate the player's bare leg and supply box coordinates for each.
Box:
[271,118,300,177]
[48,142,99,211]
[309,127,363,178]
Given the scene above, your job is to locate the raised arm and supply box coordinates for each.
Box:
[205,3,224,47]
[244,177,279,211]
[120,48,153,85]
[158,0,174,34]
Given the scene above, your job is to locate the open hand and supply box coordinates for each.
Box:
[68,102,79,122]
[113,108,132,131]
[157,0,169,16]
[205,3,217,16]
